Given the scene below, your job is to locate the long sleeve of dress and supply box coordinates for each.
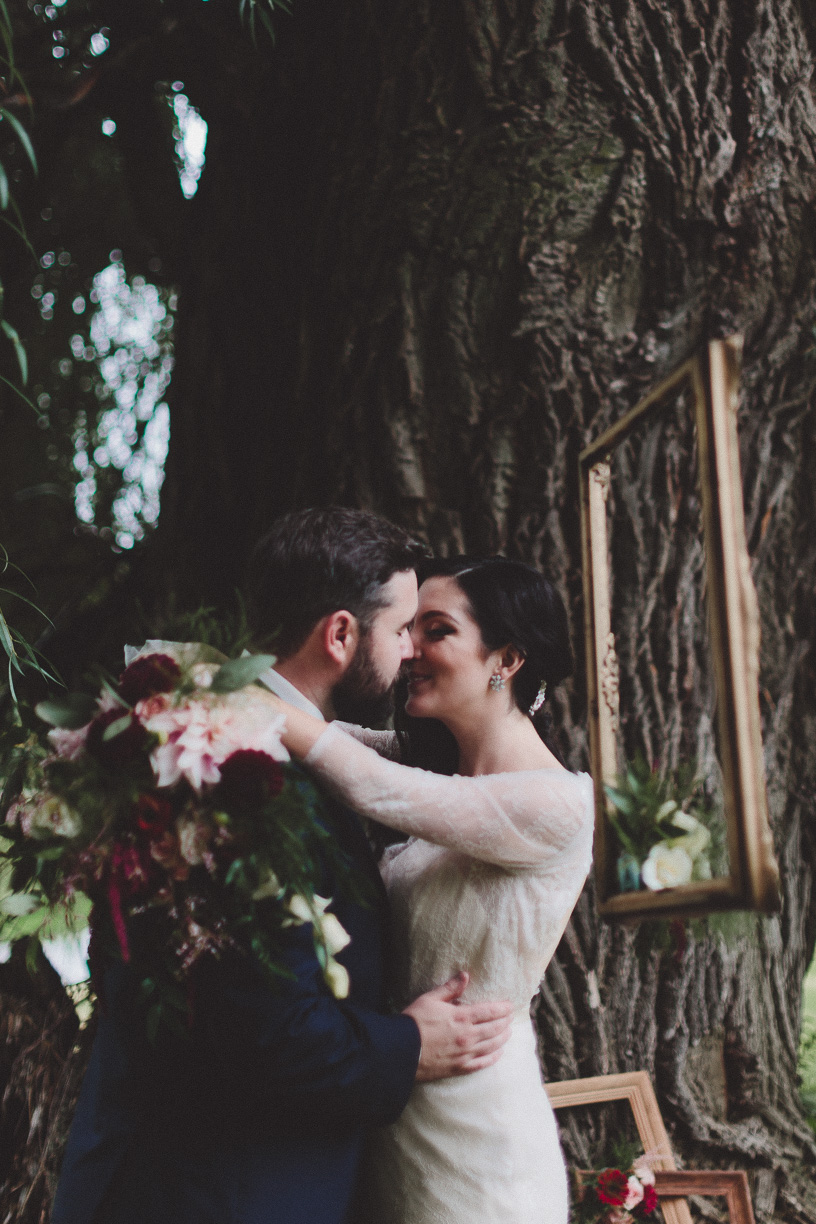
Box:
[305,723,593,870]
[333,722,402,759]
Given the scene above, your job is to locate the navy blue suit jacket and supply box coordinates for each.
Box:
[52,796,420,1224]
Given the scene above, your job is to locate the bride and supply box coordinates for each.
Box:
[267,556,594,1224]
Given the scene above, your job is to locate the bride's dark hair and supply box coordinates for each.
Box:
[395,556,573,774]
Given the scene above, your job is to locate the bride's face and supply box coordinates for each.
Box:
[405,576,502,723]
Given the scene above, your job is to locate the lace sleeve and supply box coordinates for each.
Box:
[304,724,593,868]
[332,723,402,761]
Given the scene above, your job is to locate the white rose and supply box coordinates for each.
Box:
[633,1160,655,1187]
[323,959,350,999]
[624,1176,645,1210]
[641,842,693,890]
[319,913,351,957]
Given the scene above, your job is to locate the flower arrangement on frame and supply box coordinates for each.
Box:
[572,1147,660,1224]
[604,755,725,895]
[0,641,359,1039]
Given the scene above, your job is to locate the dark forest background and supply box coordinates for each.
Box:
[2,1,816,1220]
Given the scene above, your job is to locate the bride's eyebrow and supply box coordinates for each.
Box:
[418,609,458,623]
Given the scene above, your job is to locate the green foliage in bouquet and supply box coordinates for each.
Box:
[605,754,725,894]
[0,642,365,1039]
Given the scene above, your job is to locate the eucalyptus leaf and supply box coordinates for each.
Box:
[0,891,38,916]
[210,654,276,694]
[36,845,66,862]
[35,693,96,729]
[101,713,132,741]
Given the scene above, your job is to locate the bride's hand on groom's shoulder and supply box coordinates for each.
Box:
[403,972,513,1082]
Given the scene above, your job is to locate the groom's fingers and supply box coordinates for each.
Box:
[455,1045,508,1074]
[461,1014,514,1048]
[405,988,514,1081]
[456,998,513,1025]
[429,970,470,1002]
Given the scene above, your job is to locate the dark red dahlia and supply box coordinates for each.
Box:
[86,708,148,768]
[134,793,174,838]
[216,750,285,809]
[596,1170,629,1207]
[118,653,181,706]
[636,1186,658,1216]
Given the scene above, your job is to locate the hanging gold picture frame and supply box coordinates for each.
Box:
[579,337,780,920]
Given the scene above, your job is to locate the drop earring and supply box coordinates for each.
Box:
[528,681,547,715]
[489,673,506,692]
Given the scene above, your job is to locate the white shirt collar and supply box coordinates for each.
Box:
[257,668,325,721]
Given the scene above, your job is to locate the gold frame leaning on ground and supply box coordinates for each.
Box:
[654,1171,756,1224]
[579,337,780,921]
[547,1071,692,1224]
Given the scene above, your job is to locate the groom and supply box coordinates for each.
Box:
[53,507,512,1224]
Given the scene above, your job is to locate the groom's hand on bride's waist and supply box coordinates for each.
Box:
[403,971,513,1082]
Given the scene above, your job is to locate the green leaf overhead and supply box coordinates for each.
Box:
[209,654,277,693]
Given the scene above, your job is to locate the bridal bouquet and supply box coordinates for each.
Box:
[0,642,353,1037]
[573,1157,659,1224]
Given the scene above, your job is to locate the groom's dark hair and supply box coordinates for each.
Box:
[248,507,428,658]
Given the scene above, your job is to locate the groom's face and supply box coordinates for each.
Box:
[331,570,418,724]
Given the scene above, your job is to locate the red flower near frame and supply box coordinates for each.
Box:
[596,1170,629,1207]
[635,1185,658,1216]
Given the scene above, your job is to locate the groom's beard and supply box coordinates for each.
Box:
[331,635,397,726]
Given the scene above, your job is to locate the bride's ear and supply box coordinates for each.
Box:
[323,610,360,668]
[499,646,525,681]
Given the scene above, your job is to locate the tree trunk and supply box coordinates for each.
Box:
[210,0,815,1216]
[4,1,816,1219]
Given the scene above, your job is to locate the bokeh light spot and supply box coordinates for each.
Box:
[70,262,175,549]
[170,92,207,199]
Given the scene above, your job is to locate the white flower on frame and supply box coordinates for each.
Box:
[623,1175,645,1210]
[641,842,693,890]
[632,1159,655,1187]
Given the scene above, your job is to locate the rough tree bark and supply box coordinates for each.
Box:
[3,0,816,1220]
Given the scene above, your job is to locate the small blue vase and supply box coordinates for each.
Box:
[616,853,641,893]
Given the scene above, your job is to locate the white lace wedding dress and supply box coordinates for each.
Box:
[304,723,595,1224]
